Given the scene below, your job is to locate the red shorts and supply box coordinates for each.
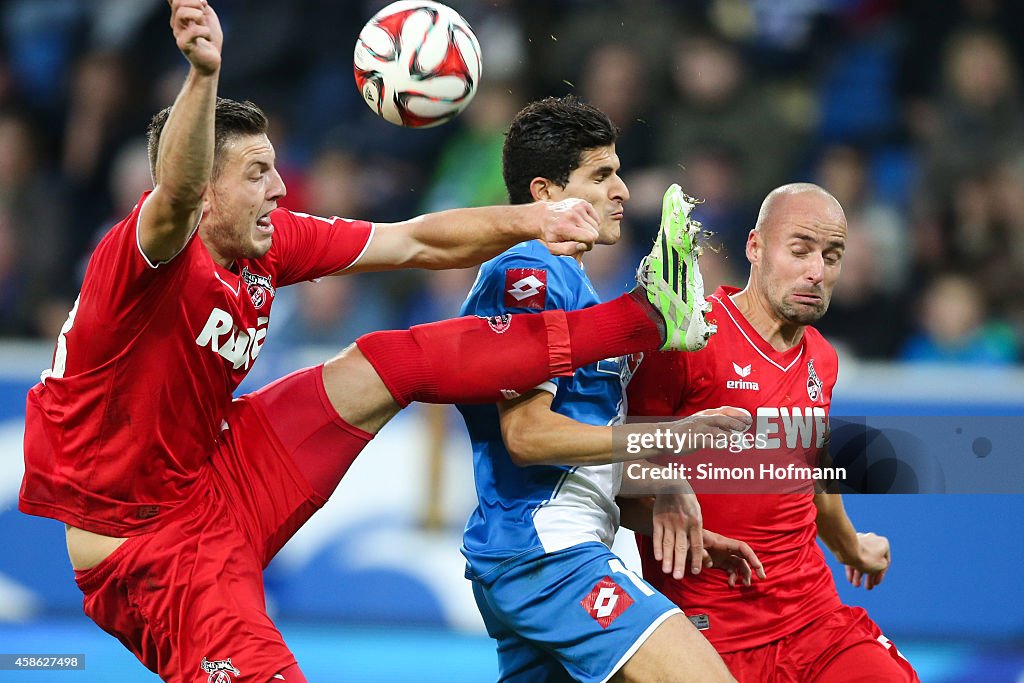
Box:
[73,366,370,682]
[721,605,919,683]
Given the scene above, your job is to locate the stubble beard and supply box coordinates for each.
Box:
[776,291,828,325]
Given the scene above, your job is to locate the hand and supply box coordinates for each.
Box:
[701,530,766,588]
[666,407,752,455]
[538,199,600,256]
[651,488,703,580]
[844,532,890,590]
[169,0,223,75]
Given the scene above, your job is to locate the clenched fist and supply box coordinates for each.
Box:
[169,0,223,75]
[536,198,600,256]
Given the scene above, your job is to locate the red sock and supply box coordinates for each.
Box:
[565,290,663,369]
[356,292,661,406]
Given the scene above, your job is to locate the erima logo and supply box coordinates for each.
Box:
[727,362,758,390]
[507,275,545,301]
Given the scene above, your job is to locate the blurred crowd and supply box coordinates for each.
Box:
[1,0,1022,366]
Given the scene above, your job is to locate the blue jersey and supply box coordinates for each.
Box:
[458,240,638,583]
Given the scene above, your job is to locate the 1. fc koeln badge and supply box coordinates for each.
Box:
[806,359,823,402]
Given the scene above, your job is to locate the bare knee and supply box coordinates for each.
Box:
[611,614,736,683]
[322,345,402,434]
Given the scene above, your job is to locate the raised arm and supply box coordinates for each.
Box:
[339,199,600,273]
[814,492,891,590]
[140,0,223,264]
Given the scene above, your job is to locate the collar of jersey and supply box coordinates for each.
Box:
[711,286,805,372]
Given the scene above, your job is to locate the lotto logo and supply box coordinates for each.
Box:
[504,268,547,309]
[580,576,633,628]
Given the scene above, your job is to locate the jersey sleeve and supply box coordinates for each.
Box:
[460,249,573,395]
[83,191,194,324]
[626,350,688,417]
[267,209,374,286]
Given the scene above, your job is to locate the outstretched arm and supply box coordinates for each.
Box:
[498,390,750,467]
[814,492,890,590]
[339,199,601,273]
[499,391,747,577]
[140,0,223,264]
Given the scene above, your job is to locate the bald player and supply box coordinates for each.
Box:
[626,184,920,682]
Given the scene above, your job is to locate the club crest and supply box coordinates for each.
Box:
[806,359,823,402]
[241,267,275,308]
[482,313,512,334]
[200,657,241,683]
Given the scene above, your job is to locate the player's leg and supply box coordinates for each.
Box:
[333,184,715,434]
[810,641,917,683]
[220,369,377,562]
[719,646,778,683]
[475,542,733,683]
[340,290,662,431]
[75,485,302,682]
[472,581,575,683]
[794,606,920,683]
[610,614,735,683]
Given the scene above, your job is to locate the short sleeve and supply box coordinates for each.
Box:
[460,250,572,319]
[461,249,573,394]
[268,209,374,286]
[84,192,191,323]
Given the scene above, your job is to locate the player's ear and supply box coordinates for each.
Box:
[530,177,555,202]
[200,186,214,216]
[746,229,761,264]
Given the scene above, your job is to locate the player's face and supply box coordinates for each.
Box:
[202,134,286,266]
[552,145,629,245]
[754,193,846,325]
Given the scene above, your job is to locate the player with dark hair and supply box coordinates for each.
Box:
[458,95,763,683]
[19,3,720,682]
[627,184,920,682]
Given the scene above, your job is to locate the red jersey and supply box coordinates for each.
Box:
[20,193,373,537]
[626,285,841,652]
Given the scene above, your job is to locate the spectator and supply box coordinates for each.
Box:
[815,223,909,359]
[0,111,69,337]
[657,33,807,205]
[901,273,1018,365]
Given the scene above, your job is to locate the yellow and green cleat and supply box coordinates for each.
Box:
[636,184,716,351]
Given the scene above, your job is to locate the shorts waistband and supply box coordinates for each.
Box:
[72,478,210,593]
[74,533,145,592]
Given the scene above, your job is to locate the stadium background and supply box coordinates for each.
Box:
[0,0,1022,680]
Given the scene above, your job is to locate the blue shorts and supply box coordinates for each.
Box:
[471,542,682,683]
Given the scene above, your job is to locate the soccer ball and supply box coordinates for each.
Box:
[354,1,482,128]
